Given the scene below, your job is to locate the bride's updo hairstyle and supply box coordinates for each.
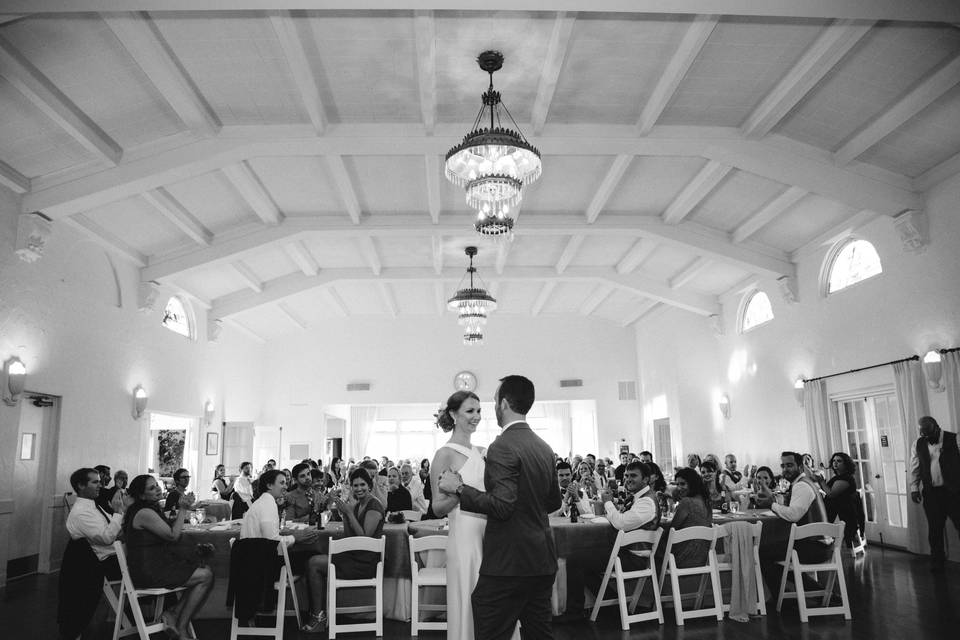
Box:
[435,390,480,432]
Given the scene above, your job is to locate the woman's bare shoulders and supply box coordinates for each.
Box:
[432,444,467,469]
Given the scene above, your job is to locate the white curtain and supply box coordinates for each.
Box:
[803,379,841,467]
[943,350,960,428]
[542,402,572,457]
[349,407,379,460]
[892,359,930,555]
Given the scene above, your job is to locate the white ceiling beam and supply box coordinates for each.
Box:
[720,275,759,300]
[555,234,585,274]
[669,256,711,289]
[580,284,613,316]
[221,161,282,226]
[413,10,436,134]
[161,281,211,310]
[271,11,327,134]
[531,281,556,316]
[0,159,29,193]
[790,209,879,261]
[222,317,266,344]
[277,302,308,330]
[283,240,319,276]
[326,286,349,317]
[358,236,381,275]
[434,281,446,315]
[378,282,398,317]
[835,54,960,165]
[325,155,361,224]
[231,260,263,293]
[531,12,576,135]
[62,214,147,266]
[102,12,220,137]
[637,14,719,134]
[209,265,720,318]
[662,160,731,224]
[0,35,121,165]
[732,186,807,243]
[585,154,633,223]
[616,239,658,274]
[141,187,213,246]
[431,235,443,275]
[741,20,874,138]
[424,154,441,223]
[915,150,960,192]
[622,299,659,327]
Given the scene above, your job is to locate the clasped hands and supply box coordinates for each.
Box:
[438,469,464,494]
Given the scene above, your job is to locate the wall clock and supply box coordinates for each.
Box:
[453,371,478,392]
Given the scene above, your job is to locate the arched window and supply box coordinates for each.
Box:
[739,290,774,333]
[826,239,882,294]
[161,296,192,338]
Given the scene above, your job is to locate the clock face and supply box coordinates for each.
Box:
[454,371,477,392]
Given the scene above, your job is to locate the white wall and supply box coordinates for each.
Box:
[258,315,642,461]
[635,172,960,466]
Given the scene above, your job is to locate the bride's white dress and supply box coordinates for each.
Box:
[442,442,519,640]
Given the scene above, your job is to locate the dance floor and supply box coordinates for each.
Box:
[2,546,958,639]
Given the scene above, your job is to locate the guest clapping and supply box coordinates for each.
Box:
[385,466,413,512]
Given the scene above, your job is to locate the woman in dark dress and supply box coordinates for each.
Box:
[669,467,712,568]
[211,464,232,501]
[816,452,860,546]
[385,466,413,512]
[123,474,214,639]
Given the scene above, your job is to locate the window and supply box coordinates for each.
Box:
[739,290,774,333]
[161,296,192,338]
[826,239,882,294]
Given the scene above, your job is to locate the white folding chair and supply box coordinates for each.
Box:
[327,536,385,639]
[590,528,664,630]
[657,526,723,626]
[102,576,135,636]
[111,542,195,640]
[400,510,423,522]
[776,521,851,622]
[408,535,447,636]
[228,538,303,640]
[715,521,766,616]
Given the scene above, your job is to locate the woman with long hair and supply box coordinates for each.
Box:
[574,460,600,499]
[123,474,214,639]
[211,464,232,501]
[698,459,730,509]
[325,456,343,489]
[750,466,776,509]
[816,452,861,545]
[670,467,712,568]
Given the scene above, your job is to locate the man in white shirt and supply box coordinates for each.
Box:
[600,461,659,531]
[721,454,747,492]
[400,463,428,513]
[65,467,122,576]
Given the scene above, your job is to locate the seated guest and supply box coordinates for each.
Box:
[301,468,385,632]
[400,463,428,513]
[325,457,343,489]
[574,460,600,499]
[123,474,214,639]
[594,461,611,487]
[815,452,861,547]
[163,468,193,513]
[385,466,413,512]
[551,461,592,517]
[94,465,115,514]
[66,467,122,574]
[647,461,667,493]
[686,453,702,472]
[750,466,777,508]
[721,454,747,491]
[614,452,630,483]
[232,461,255,519]
[699,460,730,509]
[285,462,320,524]
[311,468,327,493]
[361,459,389,506]
[240,469,296,546]
[101,469,129,514]
[600,461,660,532]
[212,464,233,501]
[669,468,712,567]
[639,451,653,464]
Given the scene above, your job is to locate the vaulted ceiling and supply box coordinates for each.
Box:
[2,2,959,341]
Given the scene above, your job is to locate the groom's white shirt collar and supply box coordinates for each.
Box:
[501,419,526,432]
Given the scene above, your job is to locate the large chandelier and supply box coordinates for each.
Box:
[445,51,542,239]
[448,246,496,345]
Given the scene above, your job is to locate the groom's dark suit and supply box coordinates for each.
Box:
[459,421,562,639]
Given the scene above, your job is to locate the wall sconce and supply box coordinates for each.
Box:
[794,377,805,405]
[718,393,731,419]
[923,350,944,392]
[3,357,27,406]
[132,385,149,419]
[203,399,215,425]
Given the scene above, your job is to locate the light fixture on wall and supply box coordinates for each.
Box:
[203,399,215,425]
[922,350,944,392]
[132,385,149,419]
[3,357,27,406]
[718,393,731,420]
[794,377,805,405]
[448,246,496,345]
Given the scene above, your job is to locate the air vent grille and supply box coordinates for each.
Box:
[346,382,371,392]
[560,379,583,388]
[618,380,638,401]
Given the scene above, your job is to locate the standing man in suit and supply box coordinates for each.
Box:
[910,416,960,571]
[439,375,562,639]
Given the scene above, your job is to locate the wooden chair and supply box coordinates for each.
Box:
[714,521,766,616]
[590,528,664,630]
[111,542,195,640]
[657,526,723,626]
[327,536,386,639]
[776,521,851,622]
[408,535,447,636]
[228,538,303,640]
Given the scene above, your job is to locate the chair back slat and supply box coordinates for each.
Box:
[330,535,385,556]
[410,534,447,554]
[619,527,660,548]
[794,521,841,541]
[667,525,715,545]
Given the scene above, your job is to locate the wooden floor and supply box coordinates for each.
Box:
[3,546,959,639]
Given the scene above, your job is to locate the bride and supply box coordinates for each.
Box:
[430,391,519,640]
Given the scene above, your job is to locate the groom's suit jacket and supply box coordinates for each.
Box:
[460,422,562,576]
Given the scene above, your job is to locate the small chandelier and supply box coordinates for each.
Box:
[446,51,541,239]
[448,246,496,345]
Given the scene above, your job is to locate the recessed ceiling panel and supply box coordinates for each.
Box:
[390,282,437,315]
[376,236,433,268]
[300,236,369,269]
[335,281,388,314]
[542,282,595,314]
[502,236,568,268]
[164,171,260,233]
[753,194,858,252]
[570,236,637,268]
[283,287,349,321]
[594,290,645,323]
[346,155,428,214]
[638,243,698,280]
[494,281,540,314]
[83,195,186,256]
[605,156,706,214]
[523,155,622,212]
[241,247,299,282]
[684,261,750,295]
[248,157,343,214]
[688,169,787,232]
[174,265,247,301]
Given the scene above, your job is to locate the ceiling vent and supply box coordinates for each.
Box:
[618,381,638,401]
[559,379,583,388]
[346,382,371,392]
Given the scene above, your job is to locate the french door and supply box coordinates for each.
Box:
[835,392,909,547]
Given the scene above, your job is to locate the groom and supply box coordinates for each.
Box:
[439,375,562,639]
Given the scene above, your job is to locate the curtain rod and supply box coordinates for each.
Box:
[940,347,960,355]
[803,355,919,384]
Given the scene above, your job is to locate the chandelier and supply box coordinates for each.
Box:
[445,51,542,239]
[447,246,496,345]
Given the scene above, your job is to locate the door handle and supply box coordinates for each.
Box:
[874,474,881,479]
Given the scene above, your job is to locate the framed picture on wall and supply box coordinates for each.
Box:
[205,431,219,456]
